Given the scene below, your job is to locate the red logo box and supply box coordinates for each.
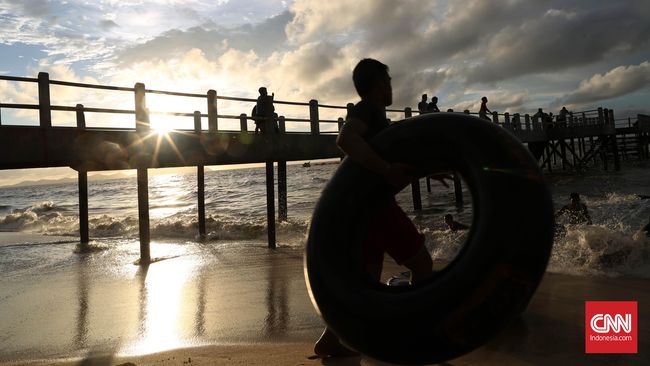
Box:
[585,301,637,354]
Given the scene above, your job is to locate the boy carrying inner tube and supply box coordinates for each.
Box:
[313,58,444,358]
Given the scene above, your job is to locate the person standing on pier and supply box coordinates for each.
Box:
[313,58,436,358]
[418,94,429,114]
[253,87,276,134]
[428,96,440,113]
[479,96,491,121]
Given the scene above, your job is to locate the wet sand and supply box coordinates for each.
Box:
[0,238,648,366]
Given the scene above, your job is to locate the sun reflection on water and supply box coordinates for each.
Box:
[119,247,203,356]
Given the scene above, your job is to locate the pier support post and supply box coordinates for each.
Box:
[134,82,151,264]
[239,113,248,132]
[137,168,151,263]
[78,170,89,245]
[265,162,276,249]
[76,104,89,246]
[453,172,463,207]
[194,111,206,239]
[411,179,422,211]
[278,161,287,222]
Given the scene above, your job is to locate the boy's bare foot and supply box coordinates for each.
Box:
[312,329,360,358]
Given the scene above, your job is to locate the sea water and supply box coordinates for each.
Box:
[0,161,649,279]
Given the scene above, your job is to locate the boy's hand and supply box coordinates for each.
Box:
[384,163,417,188]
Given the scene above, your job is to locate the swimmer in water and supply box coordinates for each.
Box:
[444,214,469,232]
[556,192,592,225]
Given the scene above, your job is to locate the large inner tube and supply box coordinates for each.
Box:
[305,113,554,364]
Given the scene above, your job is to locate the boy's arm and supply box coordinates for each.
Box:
[337,117,413,188]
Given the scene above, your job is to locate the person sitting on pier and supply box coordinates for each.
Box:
[479,96,491,121]
[428,96,440,113]
[444,214,468,232]
[556,192,592,225]
[313,58,437,358]
[418,94,429,114]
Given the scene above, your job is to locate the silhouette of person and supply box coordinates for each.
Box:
[253,87,276,134]
[557,107,569,127]
[479,96,491,121]
[444,214,468,232]
[428,96,440,113]
[556,192,592,225]
[313,58,437,358]
[418,94,428,114]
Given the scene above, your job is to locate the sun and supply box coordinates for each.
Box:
[151,121,175,135]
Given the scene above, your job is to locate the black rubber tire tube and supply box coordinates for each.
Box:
[305,113,554,364]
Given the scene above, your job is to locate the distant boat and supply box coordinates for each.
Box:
[303,162,311,168]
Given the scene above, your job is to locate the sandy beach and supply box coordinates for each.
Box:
[0,234,648,366]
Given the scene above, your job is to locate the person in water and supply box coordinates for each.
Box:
[556,192,592,225]
[313,58,436,358]
[444,214,468,231]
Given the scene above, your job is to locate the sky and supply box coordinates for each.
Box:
[0,0,649,184]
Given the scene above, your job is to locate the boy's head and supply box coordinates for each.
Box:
[570,192,580,204]
[481,96,488,102]
[421,94,427,101]
[432,96,438,103]
[352,58,392,106]
[259,87,267,96]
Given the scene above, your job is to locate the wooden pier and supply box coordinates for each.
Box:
[1,73,648,263]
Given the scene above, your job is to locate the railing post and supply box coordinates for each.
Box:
[337,117,344,131]
[504,112,511,130]
[266,161,276,249]
[309,99,320,135]
[134,82,149,130]
[405,107,412,118]
[610,109,620,171]
[38,72,52,128]
[207,89,218,132]
[569,112,574,127]
[279,115,286,133]
[525,114,531,130]
[134,82,150,264]
[492,111,499,124]
[76,104,89,246]
[194,111,206,240]
[239,113,248,132]
[411,178,422,211]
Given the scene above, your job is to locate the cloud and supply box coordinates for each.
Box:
[559,61,650,105]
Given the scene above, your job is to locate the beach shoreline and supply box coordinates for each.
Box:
[1,236,647,366]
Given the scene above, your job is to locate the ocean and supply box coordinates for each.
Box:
[1,160,649,280]
[0,160,649,362]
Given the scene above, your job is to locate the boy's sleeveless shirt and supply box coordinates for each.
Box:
[346,100,388,140]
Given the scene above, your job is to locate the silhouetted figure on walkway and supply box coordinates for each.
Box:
[314,58,437,359]
[418,94,428,114]
[444,214,468,232]
[479,96,491,121]
[556,192,592,225]
[253,87,276,134]
[557,107,569,127]
[428,96,440,113]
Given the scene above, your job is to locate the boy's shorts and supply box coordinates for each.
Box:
[364,199,425,268]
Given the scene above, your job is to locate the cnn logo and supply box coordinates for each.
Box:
[585,301,637,354]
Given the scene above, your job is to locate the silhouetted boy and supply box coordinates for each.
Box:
[253,87,276,134]
[428,96,440,113]
[418,94,428,114]
[444,214,468,231]
[313,58,435,358]
[556,192,592,225]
